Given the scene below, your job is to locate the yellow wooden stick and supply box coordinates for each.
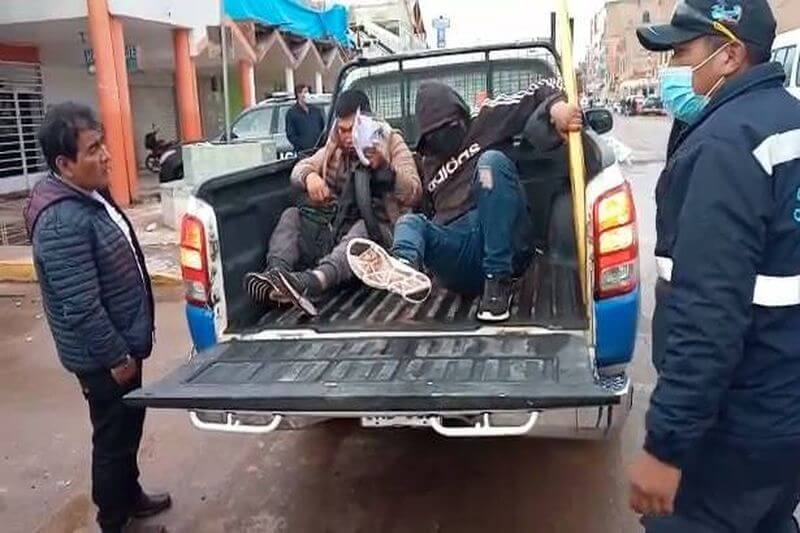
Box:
[556,0,588,305]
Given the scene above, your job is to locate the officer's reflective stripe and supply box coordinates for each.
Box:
[655,256,800,307]
[655,256,673,282]
[752,275,800,307]
[752,129,800,176]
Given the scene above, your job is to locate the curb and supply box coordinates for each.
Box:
[0,258,182,286]
[0,259,37,282]
[151,272,183,286]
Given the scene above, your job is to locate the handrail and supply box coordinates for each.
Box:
[556,0,589,307]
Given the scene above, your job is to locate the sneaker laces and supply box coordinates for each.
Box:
[347,239,431,304]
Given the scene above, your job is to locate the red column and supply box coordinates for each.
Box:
[86,0,131,205]
[173,29,202,142]
[238,60,255,109]
[110,17,139,199]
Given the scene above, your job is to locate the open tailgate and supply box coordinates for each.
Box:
[126,333,628,412]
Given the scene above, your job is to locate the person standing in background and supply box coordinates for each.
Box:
[286,83,326,153]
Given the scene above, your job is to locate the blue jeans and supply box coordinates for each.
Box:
[392,150,535,295]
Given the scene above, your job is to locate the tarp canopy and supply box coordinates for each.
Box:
[225,0,350,46]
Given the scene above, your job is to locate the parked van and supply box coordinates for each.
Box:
[772,29,800,100]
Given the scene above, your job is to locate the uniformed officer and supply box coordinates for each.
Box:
[627,1,800,531]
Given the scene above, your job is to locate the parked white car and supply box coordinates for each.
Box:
[772,29,800,101]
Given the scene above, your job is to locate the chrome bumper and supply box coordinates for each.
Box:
[187,376,634,440]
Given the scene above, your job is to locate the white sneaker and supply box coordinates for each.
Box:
[346,238,432,303]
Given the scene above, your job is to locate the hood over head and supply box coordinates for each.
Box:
[415,81,470,142]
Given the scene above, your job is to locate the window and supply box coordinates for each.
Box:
[231,108,273,140]
[772,46,797,87]
[276,104,291,135]
[642,11,651,23]
[0,62,45,180]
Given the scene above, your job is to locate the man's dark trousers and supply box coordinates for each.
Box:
[78,363,145,530]
[643,443,800,533]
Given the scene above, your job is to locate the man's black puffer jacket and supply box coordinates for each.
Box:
[24,175,154,375]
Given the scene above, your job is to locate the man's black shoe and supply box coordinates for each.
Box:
[133,491,172,518]
[477,275,513,322]
[244,271,276,304]
[265,268,320,316]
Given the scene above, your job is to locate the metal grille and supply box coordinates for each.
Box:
[360,82,403,122]
[349,57,558,145]
[0,221,29,246]
[0,61,45,180]
[492,68,544,96]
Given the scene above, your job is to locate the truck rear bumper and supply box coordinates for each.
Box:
[187,374,633,440]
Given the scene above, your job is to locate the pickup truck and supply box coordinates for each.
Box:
[128,41,640,439]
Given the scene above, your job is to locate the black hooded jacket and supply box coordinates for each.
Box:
[416,78,565,223]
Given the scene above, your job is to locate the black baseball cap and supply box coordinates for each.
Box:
[637,0,776,52]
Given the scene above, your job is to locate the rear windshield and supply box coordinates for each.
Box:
[339,45,560,146]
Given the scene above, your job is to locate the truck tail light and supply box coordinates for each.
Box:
[593,183,638,299]
[180,215,210,305]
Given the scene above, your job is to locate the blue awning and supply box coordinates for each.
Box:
[224,0,350,46]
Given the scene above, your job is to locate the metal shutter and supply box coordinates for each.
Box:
[0,61,45,181]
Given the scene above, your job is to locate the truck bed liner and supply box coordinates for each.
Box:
[249,255,586,333]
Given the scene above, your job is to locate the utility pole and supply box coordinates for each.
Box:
[220,0,231,142]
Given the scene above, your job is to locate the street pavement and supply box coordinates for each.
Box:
[0,115,670,533]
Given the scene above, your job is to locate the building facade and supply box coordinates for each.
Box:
[347,0,427,57]
[587,0,677,101]
[0,0,352,200]
[588,0,800,101]
[0,0,217,202]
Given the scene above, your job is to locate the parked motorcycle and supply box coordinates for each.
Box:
[144,124,176,173]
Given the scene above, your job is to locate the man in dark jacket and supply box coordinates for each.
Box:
[628,2,800,531]
[346,78,582,321]
[25,103,171,533]
[285,83,326,153]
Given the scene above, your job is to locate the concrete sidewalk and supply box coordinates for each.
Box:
[0,182,181,286]
[0,243,181,286]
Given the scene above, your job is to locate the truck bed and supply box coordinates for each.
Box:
[248,254,586,333]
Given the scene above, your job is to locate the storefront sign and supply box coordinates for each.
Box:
[83,45,141,74]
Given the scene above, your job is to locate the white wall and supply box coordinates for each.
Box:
[109,0,220,27]
[198,74,225,138]
[41,65,98,109]
[40,39,98,109]
[109,0,219,51]
[40,52,179,169]
[129,71,179,167]
[0,172,47,196]
[0,0,85,25]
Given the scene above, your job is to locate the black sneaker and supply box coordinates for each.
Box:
[264,268,319,316]
[477,275,513,322]
[244,271,276,304]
